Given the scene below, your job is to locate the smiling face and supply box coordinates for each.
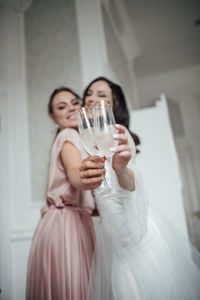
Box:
[84,80,114,108]
[50,91,81,130]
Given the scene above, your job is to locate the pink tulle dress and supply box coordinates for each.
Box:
[26,128,95,300]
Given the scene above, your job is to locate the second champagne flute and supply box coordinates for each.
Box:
[76,107,109,189]
[93,101,118,192]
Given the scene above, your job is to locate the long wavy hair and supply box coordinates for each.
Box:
[82,77,140,153]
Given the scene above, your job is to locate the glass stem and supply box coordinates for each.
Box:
[107,154,117,193]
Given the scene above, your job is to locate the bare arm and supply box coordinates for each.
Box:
[61,142,105,190]
[114,165,135,191]
[112,125,135,191]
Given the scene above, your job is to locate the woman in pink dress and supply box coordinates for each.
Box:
[26,87,105,300]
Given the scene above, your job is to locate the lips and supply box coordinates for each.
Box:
[67,114,76,120]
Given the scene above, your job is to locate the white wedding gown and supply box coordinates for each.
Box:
[87,132,200,300]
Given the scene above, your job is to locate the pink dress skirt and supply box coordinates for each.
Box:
[26,128,96,300]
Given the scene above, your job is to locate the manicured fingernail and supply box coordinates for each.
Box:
[98,156,106,163]
[113,134,118,139]
[110,147,115,152]
[115,124,120,128]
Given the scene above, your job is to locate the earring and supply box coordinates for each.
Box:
[55,123,59,129]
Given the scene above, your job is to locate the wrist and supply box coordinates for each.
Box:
[114,166,129,176]
[117,168,135,191]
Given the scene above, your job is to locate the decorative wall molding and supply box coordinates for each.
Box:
[15,0,32,12]
[177,147,200,251]
[100,0,140,109]
[0,0,32,11]
[101,0,140,63]
[11,228,35,241]
[75,0,110,86]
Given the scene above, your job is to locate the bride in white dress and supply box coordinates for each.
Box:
[83,77,200,300]
[88,129,200,299]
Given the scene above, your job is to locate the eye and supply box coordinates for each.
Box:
[74,101,79,105]
[99,94,106,98]
[85,91,91,97]
[58,105,65,110]
[72,99,81,106]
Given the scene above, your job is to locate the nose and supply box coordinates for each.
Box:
[85,97,102,107]
[86,99,95,106]
[68,103,77,112]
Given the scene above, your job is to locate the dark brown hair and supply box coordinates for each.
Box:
[82,77,140,152]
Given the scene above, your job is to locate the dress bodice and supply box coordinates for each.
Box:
[94,166,130,224]
[93,128,148,243]
[45,128,95,214]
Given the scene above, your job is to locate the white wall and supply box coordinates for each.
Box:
[25,0,82,204]
[136,65,200,248]
[131,96,188,236]
[0,2,40,298]
[137,65,200,189]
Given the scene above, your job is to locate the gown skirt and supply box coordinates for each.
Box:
[87,164,200,300]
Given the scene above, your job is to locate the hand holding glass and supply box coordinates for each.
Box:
[76,102,118,191]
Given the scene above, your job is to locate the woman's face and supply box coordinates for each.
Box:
[84,80,114,108]
[51,91,81,130]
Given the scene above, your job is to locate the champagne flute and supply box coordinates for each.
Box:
[93,101,118,192]
[76,107,109,189]
[93,101,117,156]
[76,107,98,155]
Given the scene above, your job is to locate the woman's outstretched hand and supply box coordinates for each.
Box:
[79,156,106,190]
[111,124,132,174]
